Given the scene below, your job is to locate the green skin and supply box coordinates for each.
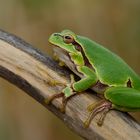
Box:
[48,30,140,127]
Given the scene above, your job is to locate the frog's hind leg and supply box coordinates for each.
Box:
[104,86,140,111]
[84,100,112,128]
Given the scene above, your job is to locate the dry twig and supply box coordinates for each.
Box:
[0,30,139,140]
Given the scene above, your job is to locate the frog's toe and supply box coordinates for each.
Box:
[44,93,64,105]
[60,105,66,113]
[44,98,51,105]
[84,100,112,128]
[58,61,66,67]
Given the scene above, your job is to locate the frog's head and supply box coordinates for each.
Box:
[49,30,78,53]
[49,30,85,67]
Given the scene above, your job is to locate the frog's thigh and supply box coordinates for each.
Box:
[104,87,140,111]
[73,66,98,92]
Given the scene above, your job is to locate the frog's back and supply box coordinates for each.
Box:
[77,36,140,90]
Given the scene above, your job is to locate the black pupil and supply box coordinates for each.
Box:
[65,36,71,40]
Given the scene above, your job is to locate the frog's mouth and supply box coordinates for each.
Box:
[53,47,70,63]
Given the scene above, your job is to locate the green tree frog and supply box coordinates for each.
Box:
[46,30,140,127]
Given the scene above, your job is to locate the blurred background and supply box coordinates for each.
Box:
[0,0,140,140]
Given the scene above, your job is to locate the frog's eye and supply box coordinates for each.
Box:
[63,35,74,44]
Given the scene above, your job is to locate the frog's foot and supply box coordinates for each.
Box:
[45,75,77,112]
[87,100,105,112]
[53,53,66,67]
[45,93,63,104]
[48,80,64,86]
[45,86,77,113]
[58,61,66,67]
[45,92,66,112]
[60,92,77,112]
[84,100,112,128]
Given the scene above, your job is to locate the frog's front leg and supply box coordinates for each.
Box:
[45,66,98,112]
[73,66,98,91]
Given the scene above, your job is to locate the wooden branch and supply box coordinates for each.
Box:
[0,29,139,140]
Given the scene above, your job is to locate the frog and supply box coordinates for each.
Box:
[46,30,140,127]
